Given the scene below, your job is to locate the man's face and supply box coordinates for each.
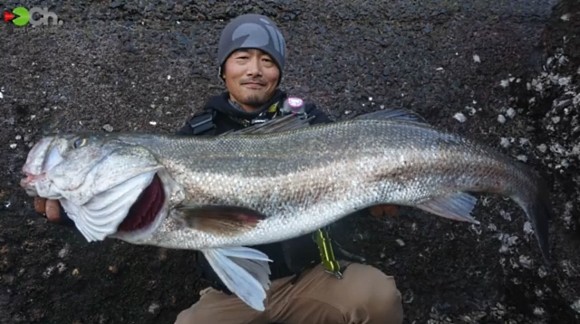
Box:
[222,49,280,113]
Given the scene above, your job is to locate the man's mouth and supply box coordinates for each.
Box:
[117,173,165,232]
[242,81,266,89]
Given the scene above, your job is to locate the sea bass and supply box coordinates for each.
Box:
[20,111,551,311]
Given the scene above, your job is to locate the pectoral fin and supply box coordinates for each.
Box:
[417,193,480,224]
[175,205,266,235]
[203,247,272,311]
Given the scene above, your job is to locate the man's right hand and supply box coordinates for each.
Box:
[34,197,63,223]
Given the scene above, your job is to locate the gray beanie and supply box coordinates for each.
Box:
[218,14,286,80]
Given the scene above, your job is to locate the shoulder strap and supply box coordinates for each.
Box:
[187,111,216,135]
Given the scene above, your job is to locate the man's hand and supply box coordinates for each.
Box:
[369,204,399,218]
[34,197,63,222]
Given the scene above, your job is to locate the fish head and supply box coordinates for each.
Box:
[21,133,164,241]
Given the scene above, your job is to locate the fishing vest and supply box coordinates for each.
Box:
[182,92,348,285]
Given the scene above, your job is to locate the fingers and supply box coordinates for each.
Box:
[45,199,62,222]
[34,197,62,222]
[34,197,47,213]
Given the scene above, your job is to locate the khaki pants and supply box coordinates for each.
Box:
[175,263,403,324]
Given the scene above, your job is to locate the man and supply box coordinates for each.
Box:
[35,14,403,324]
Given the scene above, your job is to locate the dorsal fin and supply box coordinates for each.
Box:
[221,114,314,136]
[355,108,427,123]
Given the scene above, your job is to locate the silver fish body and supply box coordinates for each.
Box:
[20,113,551,311]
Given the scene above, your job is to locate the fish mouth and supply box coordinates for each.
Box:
[117,173,165,232]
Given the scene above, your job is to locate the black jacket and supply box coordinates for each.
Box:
[177,90,336,292]
[177,90,331,135]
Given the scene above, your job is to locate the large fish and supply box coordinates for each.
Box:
[20,110,551,311]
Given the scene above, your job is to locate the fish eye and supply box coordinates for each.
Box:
[73,137,88,149]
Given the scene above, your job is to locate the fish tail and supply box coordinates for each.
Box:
[518,175,552,265]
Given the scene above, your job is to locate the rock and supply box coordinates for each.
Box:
[102,124,114,132]
[500,137,511,148]
[571,299,580,314]
[58,244,70,258]
[453,112,467,123]
[147,302,160,315]
[506,108,516,118]
[497,114,506,124]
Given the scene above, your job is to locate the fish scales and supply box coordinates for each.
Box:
[107,120,541,249]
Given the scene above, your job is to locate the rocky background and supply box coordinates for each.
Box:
[1,0,579,323]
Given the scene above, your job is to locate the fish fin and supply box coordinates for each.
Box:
[175,205,265,234]
[355,108,427,123]
[527,196,551,265]
[221,114,314,136]
[521,178,552,265]
[203,247,272,311]
[417,193,480,224]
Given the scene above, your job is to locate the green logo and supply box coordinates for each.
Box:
[12,7,29,27]
[3,6,63,27]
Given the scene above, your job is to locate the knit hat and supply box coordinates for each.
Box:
[217,14,286,80]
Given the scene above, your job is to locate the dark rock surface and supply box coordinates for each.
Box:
[1,0,579,323]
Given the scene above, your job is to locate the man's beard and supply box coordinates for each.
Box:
[243,94,269,108]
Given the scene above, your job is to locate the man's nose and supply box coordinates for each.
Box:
[246,57,262,76]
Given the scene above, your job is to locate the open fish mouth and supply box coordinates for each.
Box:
[117,173,165,232]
